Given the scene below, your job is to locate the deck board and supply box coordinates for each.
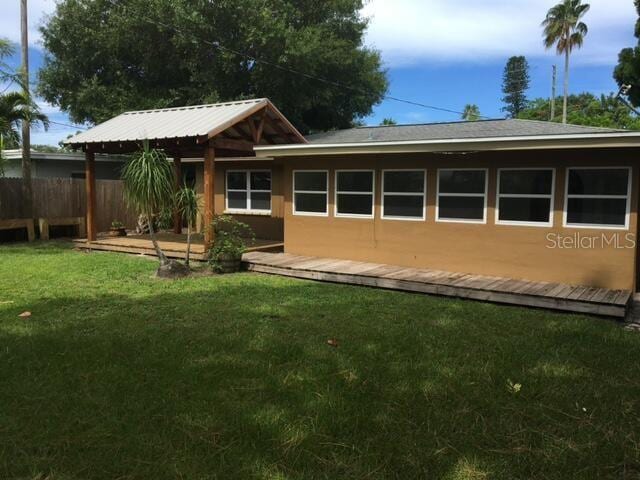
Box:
[242,252,630,318]
[73,234,284,261]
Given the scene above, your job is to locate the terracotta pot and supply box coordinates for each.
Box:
[108,227,127,237]
[217,253,241,273]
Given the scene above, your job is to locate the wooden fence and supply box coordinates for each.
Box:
[0,178,137,233]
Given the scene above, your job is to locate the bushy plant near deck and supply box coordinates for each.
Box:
[1,243,639,479]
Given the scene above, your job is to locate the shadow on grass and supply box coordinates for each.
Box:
[1,248,640,479]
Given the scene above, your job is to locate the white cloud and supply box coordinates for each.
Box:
[363,0,637,67]
[0,0,57,47]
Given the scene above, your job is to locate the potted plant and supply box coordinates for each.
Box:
[109,220,127,237]
[208,215,254,273]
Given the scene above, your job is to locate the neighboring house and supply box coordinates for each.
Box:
[2,149,125,179]
[64,99,640,293]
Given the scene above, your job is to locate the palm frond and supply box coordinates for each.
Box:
[121,140,175,216]
[175,186,199,225]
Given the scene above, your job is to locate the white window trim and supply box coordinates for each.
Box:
[563,166,632,230]
[495,168,555,228]
[381,169,427,221]
[436,168,488,224]
[334,169,376,219]
[225,169,272,215]
[292,169,329,217]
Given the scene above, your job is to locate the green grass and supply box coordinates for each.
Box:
[1,243,640,479]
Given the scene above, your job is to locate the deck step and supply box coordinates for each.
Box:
[242,252,631,318]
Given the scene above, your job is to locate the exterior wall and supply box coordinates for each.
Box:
[193,160,284,241]
[281,148,640,291]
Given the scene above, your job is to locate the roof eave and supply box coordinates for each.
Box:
[254,133,640,157]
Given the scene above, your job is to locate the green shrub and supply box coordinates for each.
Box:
[208,215,255,272]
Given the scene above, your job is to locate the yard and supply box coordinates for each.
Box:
[1,243,639,479]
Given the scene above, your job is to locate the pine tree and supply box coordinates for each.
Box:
[501,56,530,118]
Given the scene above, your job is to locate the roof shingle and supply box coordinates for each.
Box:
[306,119,625,144]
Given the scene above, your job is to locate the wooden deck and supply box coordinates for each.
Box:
[74,233,284,261]
[243,252,632,318]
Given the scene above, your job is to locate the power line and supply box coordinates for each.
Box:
[48,120,87,130]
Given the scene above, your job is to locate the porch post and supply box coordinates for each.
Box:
[203,142,215,246]
[85,149,97,242]
[173,156,182,234]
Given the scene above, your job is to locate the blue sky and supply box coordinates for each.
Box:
[0,0,637,145]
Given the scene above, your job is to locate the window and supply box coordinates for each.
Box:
[496,169,554,226]
[225,170,271,213]
[564,167,631,229]
[335,170,375,218]
[293,170,328,216]
[381,170,426,220]
[436,169,487,223]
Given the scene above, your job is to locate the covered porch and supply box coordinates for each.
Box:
[73,232,283,261]
[64,98,305,246]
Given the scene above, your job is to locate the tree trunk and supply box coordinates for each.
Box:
[562,49,570,124]
[185,222,192,267]
[147,214,169,265]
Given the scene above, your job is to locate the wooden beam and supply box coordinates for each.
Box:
[203,143,215,246]
[173,156,182,234]
[85,150,97,242]
[213,137,255,152]
[268,114,298,142]
[247,110,266,144]
[231,123,255,142]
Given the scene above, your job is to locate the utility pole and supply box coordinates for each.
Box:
[550,65,556,121]
[20,0,33,218]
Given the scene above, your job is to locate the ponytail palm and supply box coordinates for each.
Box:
[542,0,590,124]
[122,141,175,265]
[175,186,199,266]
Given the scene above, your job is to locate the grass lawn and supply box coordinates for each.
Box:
[1,243,640,479]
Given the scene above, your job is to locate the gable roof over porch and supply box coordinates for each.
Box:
[65,98,306,156]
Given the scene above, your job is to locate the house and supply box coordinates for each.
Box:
[2,149,125,179]
[252,119,640,292]
[64,99,640,303]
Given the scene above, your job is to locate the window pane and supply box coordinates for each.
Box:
[227,191,247,209]
[567,198,627,226]
[499,197,551,223]
[383,171,424,193]
[384,195,423,218]
[295,172,327,192]
[295,193,327,213]
[568,169,629,196]
[250,192,271,211]
[250,171,271,191]
[227,172,246,190]
[438,196,484,220]
[439,170,485,194]
[500,170,553,195]
[337,171,373,192]
[337,193,373,215]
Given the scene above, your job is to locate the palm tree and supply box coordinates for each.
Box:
[122,140,175,267]
[175,186,199,267]
[0,91,49,147]
[380,117,397,125]
[542,0,590,124]
[462,104,481,121]
[0,37,14,81]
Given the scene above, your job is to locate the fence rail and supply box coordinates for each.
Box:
[0,178,137,233]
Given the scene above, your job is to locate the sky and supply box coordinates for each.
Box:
[0,0,637,145]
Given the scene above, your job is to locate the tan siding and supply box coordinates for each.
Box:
[281,148,639,291]
[194,160,284,240]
